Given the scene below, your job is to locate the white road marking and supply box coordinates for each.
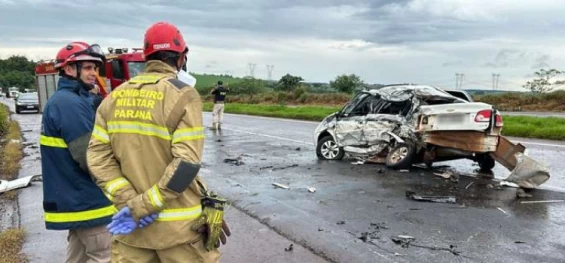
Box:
[219,127,315,146]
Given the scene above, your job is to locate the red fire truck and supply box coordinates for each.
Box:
[35,47,145,113]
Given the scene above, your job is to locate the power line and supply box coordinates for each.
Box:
[266,65,275,80]
[492,73,500,90]
[247,63,256,78]
[455,73,465,89]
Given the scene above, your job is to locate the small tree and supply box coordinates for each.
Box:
[330,74,364,94]
[229,77,265,95]
[277,74,303,92]
[523,69,563,94]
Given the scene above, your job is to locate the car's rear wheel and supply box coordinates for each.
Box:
[316,136,344,160]
[477,154,496,170]
[386,142,415,169]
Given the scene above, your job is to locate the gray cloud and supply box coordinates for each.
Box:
[1,0,565,88]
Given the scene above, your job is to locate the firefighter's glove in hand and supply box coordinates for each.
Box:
[107,207,137,235]
[191,195,231,251]
[138,213,158,229]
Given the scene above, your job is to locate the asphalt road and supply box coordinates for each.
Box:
[5,99,565,263]
[3,99,326,263]
[198,112,565,263]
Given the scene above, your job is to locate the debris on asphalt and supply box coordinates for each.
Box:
[391,235,461,256]
[259,166,274,170]
[391,235,414,248]
[358,232,380,243]
[337,221,346,225]
[307,187,317,193]
[272,164,299,171]
[516,189,533,198]
[318,228,324,232]
[0,175,42,194]
[21,129,33,132]
[399,169,410,173]
[500,181,520,188]
[503,152,550,189]
[272,183,290,190]
[351,160,365,165]
[224,156,244,166]
[497,207,508,215]
[370,222,389,230]
[377,169,384,174]
[295,147,301,151]
[284,244,294,252]
[520,200,564,204]
[486,184,494,189]
[434,171,453,179]
[465,182,474,190]
[216,139,222,142]
[250,193,259,196]
[515,241,526,244]
[406,191,457,204]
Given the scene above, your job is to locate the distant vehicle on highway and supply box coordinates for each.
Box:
[15,92,40,114]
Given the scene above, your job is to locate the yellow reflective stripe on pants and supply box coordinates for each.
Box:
[45,205,118,223]
[107,121,171,140]
[39,135,68,148]
[92,125,110,143]
[149,185,165,209]
[156,206,202,222]
[105,177,130,195]
[172,127,205,143]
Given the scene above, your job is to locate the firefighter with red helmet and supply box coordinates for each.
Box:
[87,21,230,262]
[40,42,113,263]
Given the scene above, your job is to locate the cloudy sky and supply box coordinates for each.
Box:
[1,0,565,90]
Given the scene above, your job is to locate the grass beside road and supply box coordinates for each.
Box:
[0,228,27,263]
[203,102,340,121]
[0,105,27,263]
[203,102,565,141]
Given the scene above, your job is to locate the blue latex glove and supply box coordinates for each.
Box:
[138,213,159,228]
[107,207,137,235]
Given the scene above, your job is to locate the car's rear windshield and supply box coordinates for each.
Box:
[19,94,37,100]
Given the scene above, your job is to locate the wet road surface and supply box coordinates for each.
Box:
[4,99,326,263]
[6,98,565,262]
[200,112,565,263]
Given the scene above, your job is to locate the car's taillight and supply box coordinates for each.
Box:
[495,114,503,127]
[474,110,491,122]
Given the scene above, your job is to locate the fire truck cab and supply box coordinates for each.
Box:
[35,47,146,113]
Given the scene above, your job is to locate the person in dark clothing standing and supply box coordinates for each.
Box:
[210,80,229,130]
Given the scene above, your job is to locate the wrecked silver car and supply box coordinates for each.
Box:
[314,84,510,170]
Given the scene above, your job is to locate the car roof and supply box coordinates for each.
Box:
[363,84,464,102]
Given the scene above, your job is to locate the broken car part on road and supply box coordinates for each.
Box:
[0,175,42,194]
[313,84,550,188]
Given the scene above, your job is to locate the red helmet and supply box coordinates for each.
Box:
[143,22,188,58]
[55,42,104,69]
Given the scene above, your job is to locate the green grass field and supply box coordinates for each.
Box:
[203,103,565,141]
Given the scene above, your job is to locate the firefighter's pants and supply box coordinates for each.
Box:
[212,103,225,124]
[111,238,221,263]
[66,225,111,263]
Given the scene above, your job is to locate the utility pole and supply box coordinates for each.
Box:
[266,65,274,81]
[248,63,256,78]
[455,73,465,89]
[492,73,500,90]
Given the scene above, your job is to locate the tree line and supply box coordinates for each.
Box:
[0,55,36,93]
